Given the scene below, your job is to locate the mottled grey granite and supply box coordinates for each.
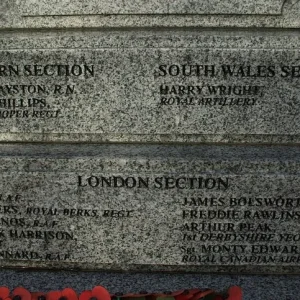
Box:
[0,30,300,143]
[21,0,284,16]
[1,0,300,29]
[0,270,299,300]
[0,144,298,274]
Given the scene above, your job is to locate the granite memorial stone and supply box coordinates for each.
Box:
[0,1,300,143]
[0,0,299,286]
[0,144,298,274]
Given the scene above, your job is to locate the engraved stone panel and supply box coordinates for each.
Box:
[0,143,299,274]
[21,0,285,16]
[0,31,300,143]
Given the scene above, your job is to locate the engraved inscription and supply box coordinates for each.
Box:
[0,167,299,272]
[0,49,300,141]
[0,63,94,120]
[0,47,300,143]
[155,64,300,107]
[180,196,300,264]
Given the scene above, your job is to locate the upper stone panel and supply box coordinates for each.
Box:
[0,30,300,144]
[1,0,300,28]
[21,0,284,16]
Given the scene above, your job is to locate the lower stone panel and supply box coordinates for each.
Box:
[0,143,299,274]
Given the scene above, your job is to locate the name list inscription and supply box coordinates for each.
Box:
[156,64,300,107]
[0,46,299,142]
[0,171,299,270]
[0,61,299,121]
[0,64,94,119]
